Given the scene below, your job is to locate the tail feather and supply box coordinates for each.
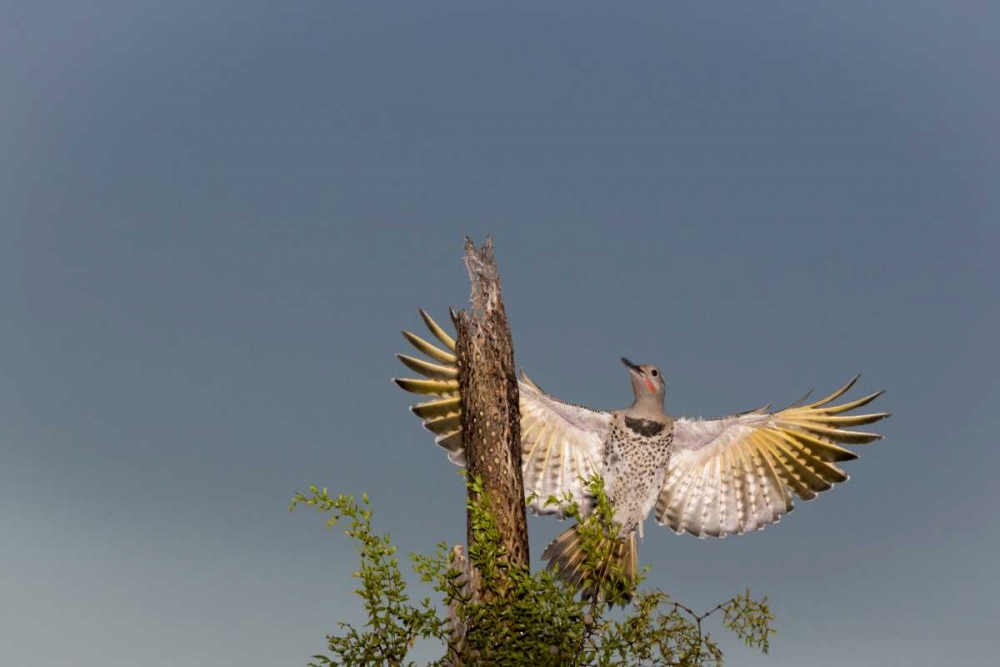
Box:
[542,524,638,604]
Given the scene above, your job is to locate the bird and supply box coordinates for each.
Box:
[393,310,889,601]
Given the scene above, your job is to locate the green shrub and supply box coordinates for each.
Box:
[291,475,774,666]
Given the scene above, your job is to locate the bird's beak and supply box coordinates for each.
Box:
[621,357,641,373]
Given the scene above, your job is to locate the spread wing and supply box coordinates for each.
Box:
[518,378,610,516]
[393,310,611,517]
[656,378,889,538]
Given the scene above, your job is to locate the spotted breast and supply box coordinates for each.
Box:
[603,412,675,538]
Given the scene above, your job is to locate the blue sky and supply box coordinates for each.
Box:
[1,2,998,665]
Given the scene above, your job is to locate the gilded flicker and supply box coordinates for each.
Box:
[394,311,888,600]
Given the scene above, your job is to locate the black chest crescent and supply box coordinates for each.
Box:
[624,416,666,437]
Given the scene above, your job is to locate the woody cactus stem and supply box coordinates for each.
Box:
[452,236,530,571]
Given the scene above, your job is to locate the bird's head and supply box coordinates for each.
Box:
[621,357,665,407]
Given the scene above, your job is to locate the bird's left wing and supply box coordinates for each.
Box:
[655,378,888,538]
[394,310,611,517]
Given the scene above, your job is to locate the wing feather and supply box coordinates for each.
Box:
[732,441,760,533]
[814,390,884,415]
[518,382,610,517]
[394,311,610,517]
[419,308,457,351]
[402,331,457,365]
[656,379,887,537]
[396,354,459,380]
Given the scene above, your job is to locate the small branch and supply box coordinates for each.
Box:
[445,545,474,667]
[673,600,728,624]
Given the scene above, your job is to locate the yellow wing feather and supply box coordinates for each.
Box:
[658,379,888,537]
[393,310,610,517]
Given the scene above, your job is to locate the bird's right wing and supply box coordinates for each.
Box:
[394,311,611,517]
[518,378,611,517]
[393,310,465,464]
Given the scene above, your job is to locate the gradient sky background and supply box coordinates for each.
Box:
[2,1,998,665]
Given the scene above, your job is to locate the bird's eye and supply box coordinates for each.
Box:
[651,369,658,377]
